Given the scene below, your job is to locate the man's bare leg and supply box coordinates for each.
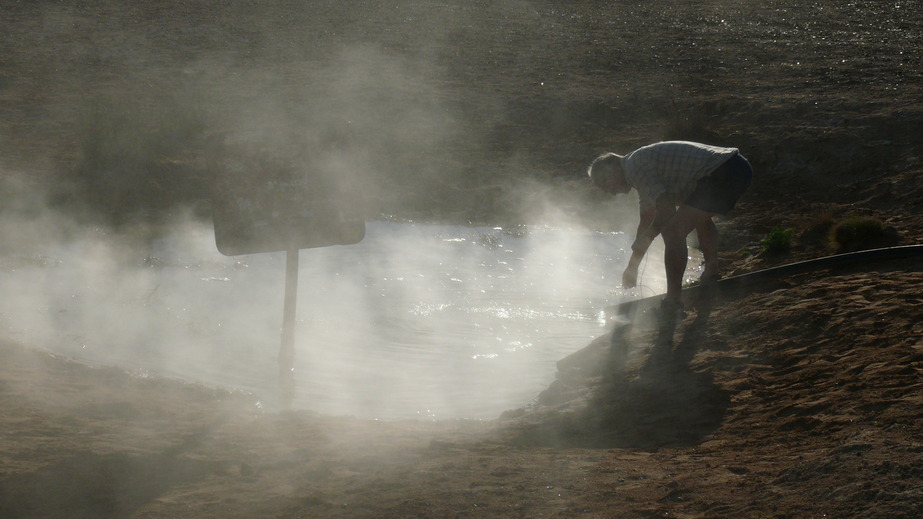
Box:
[662,206,717,304]
[662,230,688,304]
[696,217,719,280]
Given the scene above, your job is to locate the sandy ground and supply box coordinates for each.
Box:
[2,256,920,518]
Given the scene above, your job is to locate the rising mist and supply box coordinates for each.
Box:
[1,1,678,419]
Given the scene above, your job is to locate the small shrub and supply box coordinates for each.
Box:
[829,216,898,252]
[761,226,795,255]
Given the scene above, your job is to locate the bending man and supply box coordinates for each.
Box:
[588,141,752,317]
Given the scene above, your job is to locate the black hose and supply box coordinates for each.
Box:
[612,244,923,318]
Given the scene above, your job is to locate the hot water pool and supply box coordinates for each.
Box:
[0,220,693,419]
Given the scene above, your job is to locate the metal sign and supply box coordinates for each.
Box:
[209,148,365,256]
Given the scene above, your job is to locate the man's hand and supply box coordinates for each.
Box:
[623,241,647,289]
[622,263,639,288]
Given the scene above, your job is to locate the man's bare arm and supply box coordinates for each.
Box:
[622,199,658,287]
[634,200,656,242]
[631,196,674,254]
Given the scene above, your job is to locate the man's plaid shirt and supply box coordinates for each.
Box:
[621,141,739,204]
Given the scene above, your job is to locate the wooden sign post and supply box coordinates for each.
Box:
[209,144,365,404]
[278,248,300,402]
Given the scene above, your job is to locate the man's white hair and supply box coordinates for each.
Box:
[588,152,622,188]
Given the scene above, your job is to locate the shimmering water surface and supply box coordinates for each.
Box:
[0,220,689,419]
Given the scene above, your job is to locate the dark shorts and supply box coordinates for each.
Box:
[684,154,752,215]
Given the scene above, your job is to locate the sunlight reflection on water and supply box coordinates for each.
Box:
[271,221,644,419]
[0,220,690,420]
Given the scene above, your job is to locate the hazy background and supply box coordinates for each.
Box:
[4,0,646,227]
[3,1,918,226]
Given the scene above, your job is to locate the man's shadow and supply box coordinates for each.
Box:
[572,294,731,449]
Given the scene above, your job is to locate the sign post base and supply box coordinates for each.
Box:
[279,249,299,405]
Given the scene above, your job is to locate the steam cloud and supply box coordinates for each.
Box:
[1,2,674,419]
